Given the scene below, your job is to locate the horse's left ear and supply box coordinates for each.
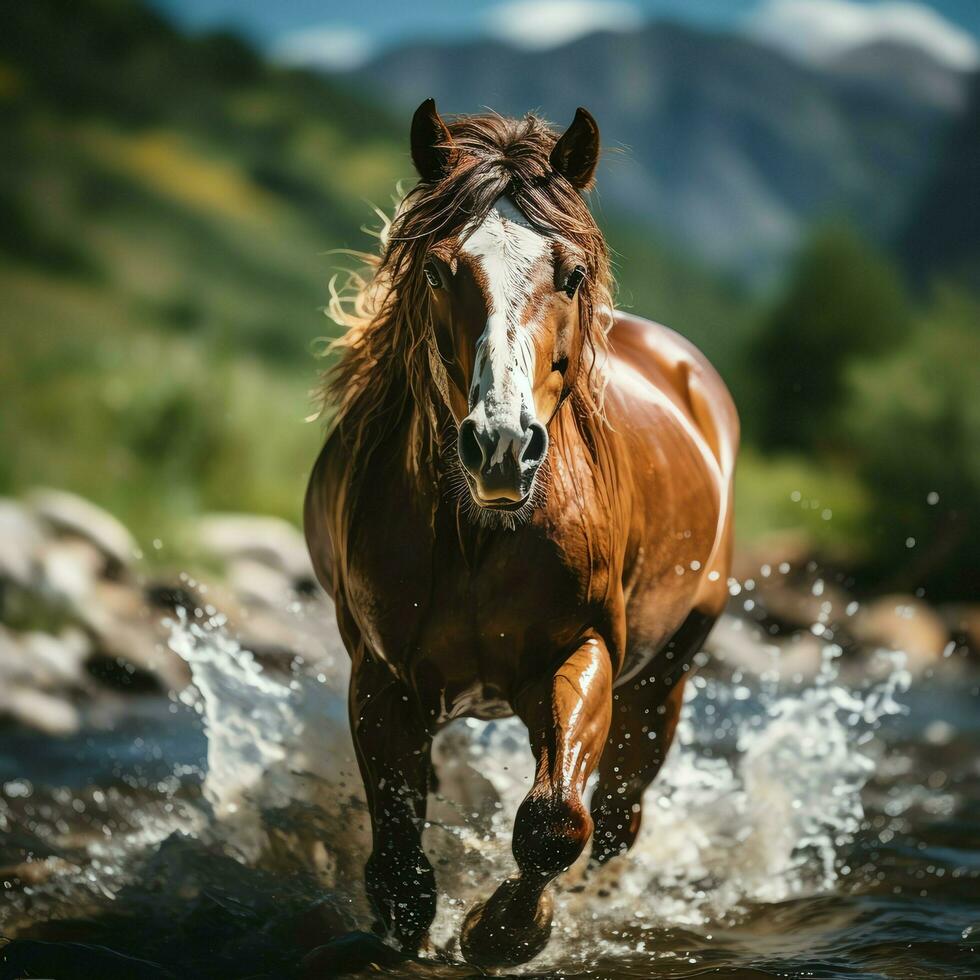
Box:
[550,107,600,190]
[411,98,455,183]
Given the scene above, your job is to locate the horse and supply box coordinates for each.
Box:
[303,99,739,970]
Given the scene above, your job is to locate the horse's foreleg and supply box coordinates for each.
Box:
[350,655,436,953]
[590,610,717,864]
[589,675,686,864]
[460,635,613,967]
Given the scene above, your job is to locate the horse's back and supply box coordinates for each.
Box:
[607,311,739,619]
[608,311,738,478]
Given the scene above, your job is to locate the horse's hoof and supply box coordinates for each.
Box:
[298,931,407,978]
[460,879,553,968]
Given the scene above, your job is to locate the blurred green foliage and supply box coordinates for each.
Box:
[844,289,980,597]
[0,0,977,598]
[748,226,911,453]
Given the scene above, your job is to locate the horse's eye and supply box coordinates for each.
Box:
[562,266,585,298]
[424,262,443,289]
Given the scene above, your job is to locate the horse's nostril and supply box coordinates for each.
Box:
[458,419,484,473]
[522,422,548,466]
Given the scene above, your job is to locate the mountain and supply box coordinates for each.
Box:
[899,71,980,291]
[827,39,970,113]
[0,0,748,543]
[342,21,967,281]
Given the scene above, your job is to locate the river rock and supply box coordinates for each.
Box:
[0,499,45,590]
[18,628,91,690]
[197,513,314,588]
[750,578,850,634]
[0,686,80,735]
[36,538,102,611]
[0,625,89,691]
[82,581,191,692]
[940,604,980,657]
[851,595,949,672]
[29,488,137,577]
[227,557,296,609]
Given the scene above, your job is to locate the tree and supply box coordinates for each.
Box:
[750,225,909,453]
[844,289,980,598]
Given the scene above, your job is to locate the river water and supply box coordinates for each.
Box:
[1,601,978,979]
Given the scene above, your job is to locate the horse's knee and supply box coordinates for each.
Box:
[513,791,592,879]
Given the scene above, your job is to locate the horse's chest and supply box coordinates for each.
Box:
[345,510,602,712]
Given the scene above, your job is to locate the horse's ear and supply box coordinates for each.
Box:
[550,107,600,190]
[411,98,454,183]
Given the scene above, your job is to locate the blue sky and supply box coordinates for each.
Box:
[148,0,980,71]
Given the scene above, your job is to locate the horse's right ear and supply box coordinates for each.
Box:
[411,98,454,183]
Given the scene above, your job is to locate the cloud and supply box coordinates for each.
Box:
[271,26,373,72]
[484,0,644,50]
[745,0,979,70]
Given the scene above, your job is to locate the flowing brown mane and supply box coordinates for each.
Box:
[319,112,614,487]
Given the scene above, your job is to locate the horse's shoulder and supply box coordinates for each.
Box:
[607,311,739,474]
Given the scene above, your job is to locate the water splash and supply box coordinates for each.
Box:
[412,640,911,964]
[2,604,915,972]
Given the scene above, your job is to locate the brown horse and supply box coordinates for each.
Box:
[303,100,738,970]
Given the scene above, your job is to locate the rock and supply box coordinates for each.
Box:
[705,614,826,679]
[851,595,949,672]
[29,488,137,577]
[704,614,778,675]
[731,530,812,583]
[0,625,89,691]
[18,628,91,689]
[81,581,191,693]
[0,940,177,980]
[0,499,45,589]
[227,558,296,609]
[36,538,102,609]
[750,578,850,633]
[197,513,314,588]
[0,686,80,735]
[940,603,980,657]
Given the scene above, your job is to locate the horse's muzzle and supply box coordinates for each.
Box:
[458,416,547,506]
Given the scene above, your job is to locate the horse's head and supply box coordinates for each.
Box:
[404,100,605,516]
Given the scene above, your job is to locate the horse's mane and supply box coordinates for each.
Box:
[318,111,614,490]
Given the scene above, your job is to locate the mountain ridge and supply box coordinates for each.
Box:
[340,19,967,281]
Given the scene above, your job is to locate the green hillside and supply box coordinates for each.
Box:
[0,0,751,551]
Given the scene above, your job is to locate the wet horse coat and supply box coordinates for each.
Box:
[304,102,738,969]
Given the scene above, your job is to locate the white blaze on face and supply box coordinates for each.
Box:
[460,197,550,466]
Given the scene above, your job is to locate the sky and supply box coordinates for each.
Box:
[147,0,980,72]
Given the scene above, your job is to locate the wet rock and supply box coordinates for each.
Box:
[851,595,949,672]
[197,513,315,589]
[299,932,408,978]
[704,614,777,675]
[227,557,296,609]
[36,538,102,610]
[941,603,980,657]
[82,581,190,693]
[0,686,80,735]
[731,530,812,583]
[0,856,81,887]
[750,578,850,634]
[19,628,91,689]
[29,488,137,577]
[0,625,90,692]
[0,940,177,980]
[0,498,45,590]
